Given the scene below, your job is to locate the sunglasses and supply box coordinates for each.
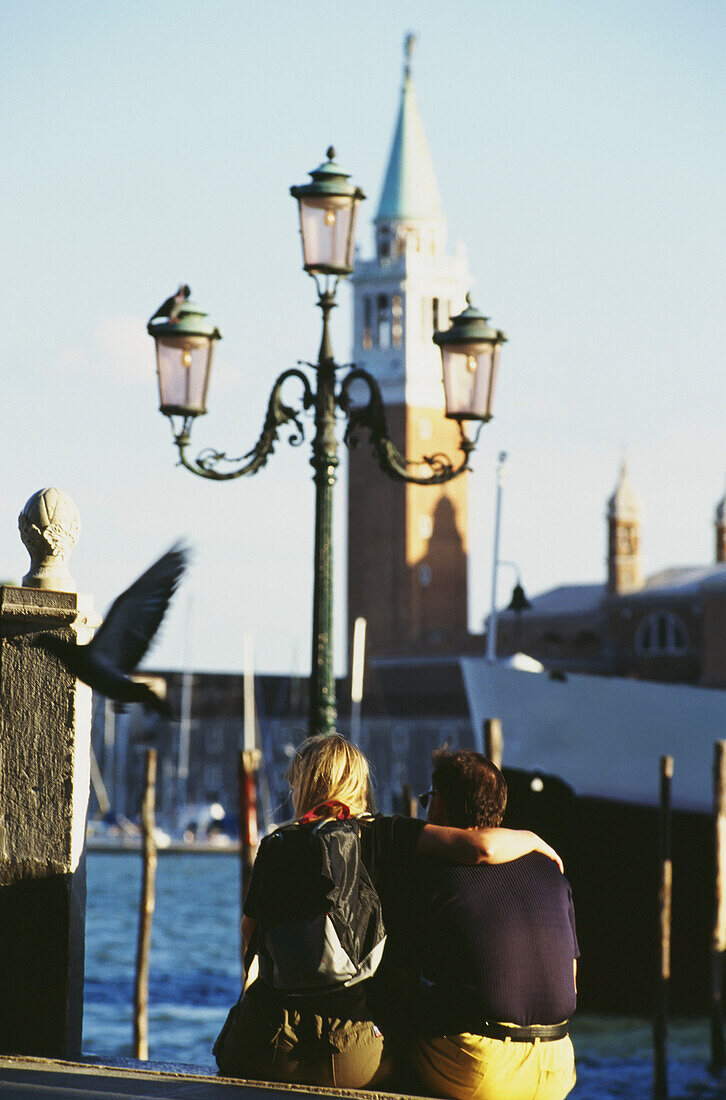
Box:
[419,787,436,810]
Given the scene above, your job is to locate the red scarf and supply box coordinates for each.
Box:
[300,799,351,823]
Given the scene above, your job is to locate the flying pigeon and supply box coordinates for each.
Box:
[32,544,188,716]
[148,284,191,325]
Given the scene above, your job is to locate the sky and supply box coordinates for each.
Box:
[1,1,725,676]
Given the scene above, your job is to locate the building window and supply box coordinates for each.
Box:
[363,296,373,350]
[377,295,391,348]
[635,612,689,655]
[391,295,403,347]
[432,297,440,332]
[378,227,391,260]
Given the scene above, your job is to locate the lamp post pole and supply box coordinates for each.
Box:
[309,289,338,735]
[486,452,508,663]
[484,453,531,663]
[148,150,507,738]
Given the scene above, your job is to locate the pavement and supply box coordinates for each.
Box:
[0,1055,409,1099]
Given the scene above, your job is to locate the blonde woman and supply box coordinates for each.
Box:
[214,735,561,1088]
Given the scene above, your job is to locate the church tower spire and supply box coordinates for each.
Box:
[606,461,643,595]
[374,34,446,262]
[348,37,473,657]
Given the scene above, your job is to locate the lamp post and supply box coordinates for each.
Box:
[148,148,507,737]
[485,453,531,662]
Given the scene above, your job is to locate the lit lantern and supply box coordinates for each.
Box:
[433,295,507,421]
[147,286,221,419]
[290,147,365,276]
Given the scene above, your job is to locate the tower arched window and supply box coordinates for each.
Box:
[635,612,689,655]
[377,295,391,348]
[362,296,373,350]
[377,227,392,261]
[391,295,403,347]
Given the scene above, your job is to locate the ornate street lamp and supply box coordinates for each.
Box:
[148,149,506,737]
[506,577,532,614]
[484,453,530,662]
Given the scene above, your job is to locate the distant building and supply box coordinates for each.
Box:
[89,661,474,826]
[494,462,726,686]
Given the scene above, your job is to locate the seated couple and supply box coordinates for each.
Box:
[214,735,578,1100]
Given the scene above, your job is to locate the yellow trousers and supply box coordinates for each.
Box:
[412,1030,576,1100]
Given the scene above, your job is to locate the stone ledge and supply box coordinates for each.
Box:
[0,1054,428,1099]
[0,586,100,631]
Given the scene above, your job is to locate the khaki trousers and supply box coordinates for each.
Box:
[412,1030,576,1100]
[214,995,388,1089]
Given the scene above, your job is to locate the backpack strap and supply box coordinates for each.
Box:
[300,800,351,823]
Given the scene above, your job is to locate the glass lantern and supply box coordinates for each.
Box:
[433,296,507,421]
[147,289,221,419]
[290,147,365,276]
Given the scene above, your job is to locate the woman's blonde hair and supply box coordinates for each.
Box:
[287,734,375,819]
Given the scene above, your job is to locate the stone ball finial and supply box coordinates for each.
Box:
[18,487,81,591]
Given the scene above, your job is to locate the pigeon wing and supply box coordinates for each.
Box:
[89,544,188,673]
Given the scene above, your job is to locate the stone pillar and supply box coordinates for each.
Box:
[0,489,95,1058]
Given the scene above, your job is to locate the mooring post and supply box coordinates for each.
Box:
[0,489,96,1059]
[484,718,503,770]
[134,747,158,1061]
[238,748,261,974]
[654,753,673,1099]
[711,740,726,1075]
[401,782,417,818]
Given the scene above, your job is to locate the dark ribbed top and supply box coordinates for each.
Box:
[419,852,579,1029]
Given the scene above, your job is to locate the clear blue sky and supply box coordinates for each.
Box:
[2,1,725,674]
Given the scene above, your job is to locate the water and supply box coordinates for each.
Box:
[83,852,725,1098]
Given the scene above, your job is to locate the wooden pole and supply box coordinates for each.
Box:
[350,616,366,748]
[653,754,673,1099]
[401,782,417,819]
[133,748,158,1061]
[711,741,726,1075]
[238,748,261,976]
[484,718,503,770]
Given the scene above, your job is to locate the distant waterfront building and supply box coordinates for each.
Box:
[89,664,472,826]
[494,465,726,687]
[347,37,474,658]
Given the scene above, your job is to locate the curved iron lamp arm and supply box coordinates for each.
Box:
[339,367,482,485]
[173,368,315,481]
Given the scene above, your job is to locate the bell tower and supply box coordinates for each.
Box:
[715,489,726,564]
[607,462,643,595]
[347,36,472,656]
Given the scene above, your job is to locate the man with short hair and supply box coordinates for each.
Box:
[412,749,578,1100]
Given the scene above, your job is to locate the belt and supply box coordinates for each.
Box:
[477,1020,569,1043]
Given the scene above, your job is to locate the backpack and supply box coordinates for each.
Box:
[251,806,386,996]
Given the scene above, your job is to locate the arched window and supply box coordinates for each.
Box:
[635,612,689,655]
